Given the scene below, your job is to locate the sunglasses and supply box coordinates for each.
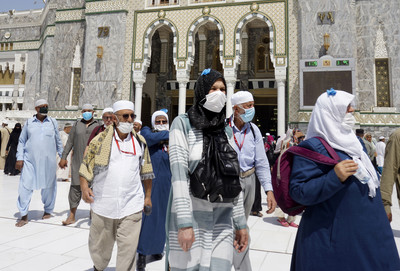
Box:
[117,113,136,120]
[155,120,168,124]
[103,116,113,120]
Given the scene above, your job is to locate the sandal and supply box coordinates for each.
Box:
[277,218,289,227]
[251,211,263,217]
[289,222,299,228]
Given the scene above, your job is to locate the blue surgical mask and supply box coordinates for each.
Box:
[82,112,93,121]
[239,107,255,123]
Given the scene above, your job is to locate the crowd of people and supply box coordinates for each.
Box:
[4,68,400,270]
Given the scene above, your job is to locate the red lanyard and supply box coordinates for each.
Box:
[230,120,247,151]
[114,133,136,155]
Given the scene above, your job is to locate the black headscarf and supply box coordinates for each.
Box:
[11,123,22,136]
[187,69,227,132]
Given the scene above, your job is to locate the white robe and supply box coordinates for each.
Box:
[56,130,71,180]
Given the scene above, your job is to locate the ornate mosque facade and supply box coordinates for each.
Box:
[0,0,399,137]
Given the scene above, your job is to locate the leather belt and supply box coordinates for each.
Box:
[239,167,255,178]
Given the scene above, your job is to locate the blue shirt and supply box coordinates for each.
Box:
[17,116,63,190]
[230,117,272,191]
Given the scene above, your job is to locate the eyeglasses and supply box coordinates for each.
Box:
[155,120,168,124]
[116,113,136,120]
[103,116,113,120]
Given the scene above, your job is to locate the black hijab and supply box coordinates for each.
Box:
[187,69,227,133]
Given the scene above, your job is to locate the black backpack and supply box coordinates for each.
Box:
[190,130,242,202]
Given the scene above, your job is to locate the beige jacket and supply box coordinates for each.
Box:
[380,128,400,214]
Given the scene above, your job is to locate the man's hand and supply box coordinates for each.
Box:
[144,196,152,209]
[178,227,195,252]
[334,160,358,182]
[15,160,24,171]
[82,187,94,203]
[266,190,277,214]
[388,212,392,223]
[59,159,68,169]
[234,228,248,253]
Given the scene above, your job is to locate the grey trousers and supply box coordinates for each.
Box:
[233,173,255,271]
[68,185,81,209]
[89,210,142,271]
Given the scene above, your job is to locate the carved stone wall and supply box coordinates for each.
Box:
[81,12,127,108]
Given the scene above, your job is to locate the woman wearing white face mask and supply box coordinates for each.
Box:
[136,110,171,270]
[166,69,248,271]
[289,89,400,271]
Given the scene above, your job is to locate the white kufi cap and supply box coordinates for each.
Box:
[102,107,113,115]
[35,99,48,107]
[113,100,134,113]
[231,91,254,106]
[82,104,93,110]
[134,119,142,125]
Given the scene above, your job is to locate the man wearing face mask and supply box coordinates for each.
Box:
[59,103,98,225]
[15,99,63,227]
[134,119,142,134]
[87,107,114,145]
[79,100,153,271]
[230,91,277,271]
[136,110,171,270]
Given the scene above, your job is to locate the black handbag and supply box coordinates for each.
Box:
[190,131,242,202]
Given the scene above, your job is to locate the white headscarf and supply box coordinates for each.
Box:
[306,90,379,197]
[151,111,169,129]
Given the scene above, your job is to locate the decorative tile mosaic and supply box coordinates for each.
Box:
[55,9,85,23]
[85,0,128,14]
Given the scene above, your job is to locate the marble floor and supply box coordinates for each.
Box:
[0,174,399,271]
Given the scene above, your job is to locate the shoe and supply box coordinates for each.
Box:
[152,253,163,260]
[137,254,146,269]
[289,222,299,228]
[277,218,289,227]
[250,211,263,217]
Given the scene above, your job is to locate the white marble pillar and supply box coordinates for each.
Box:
[225,80,236,117]
[276,79,286,136]
[178,80,188,115]
[224,66,238,118]
[134,80,145,120]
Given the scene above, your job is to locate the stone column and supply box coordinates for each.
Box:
[224,67,238,117]
[134,79,145,120]
[198,29,207,73]
[275,66,287,136]
[178,81,188,115]
[12,54,22,110]
[276,79,286,136]
[176,67,190,115]
[240,31,249,73]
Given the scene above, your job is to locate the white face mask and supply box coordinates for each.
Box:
[117,122,133,134]
[154,124,169,131]
[342,113,356,129]
[203,90,227,113]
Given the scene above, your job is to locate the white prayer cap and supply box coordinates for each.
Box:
[102,107,113,116]
[113,100,134,113]
[35,99,48,107]
[64,122,73,128]
[266,133,270,136]
[379,136,385,140]
[82,103,93,110]
[231,91,254,106]
[151,110,168,127]
[134,119,142,125]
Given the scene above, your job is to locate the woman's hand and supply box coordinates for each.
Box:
[234,228,248,253]
[178,227,195,252]
[334,160,358,183]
